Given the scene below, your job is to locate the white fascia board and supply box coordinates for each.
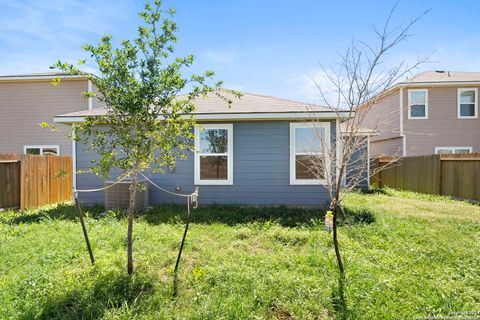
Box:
[0,75,86,82]
[54,117,86,124]
[194,111,350,120]
[401,81,480,87]
[54,111,352,124]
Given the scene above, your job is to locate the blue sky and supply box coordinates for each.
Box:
[1,0,479,102]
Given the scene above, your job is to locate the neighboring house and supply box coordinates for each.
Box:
[362,71,480,157]
[0,72,93,156]
[54,92,370,206]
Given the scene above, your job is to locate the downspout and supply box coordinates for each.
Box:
[87,79,93,111]
[367,137,370,188]
[336,119,344,187]
[71,125,77,196]
[399,87,406,156]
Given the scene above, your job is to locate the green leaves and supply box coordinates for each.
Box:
[50,0,227,181]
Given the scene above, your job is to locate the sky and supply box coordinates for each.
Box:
[1,0,479,103]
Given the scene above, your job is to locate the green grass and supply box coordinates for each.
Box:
[1,189,479,319]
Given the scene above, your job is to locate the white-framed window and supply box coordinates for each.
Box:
[194,124,233,185]
[435,147,472,154]
[408,89,428,119]
[289,122,330,185]
[457,88,478,119]
[23,145,60,155]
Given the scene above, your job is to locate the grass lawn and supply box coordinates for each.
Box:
[1,189,479,319]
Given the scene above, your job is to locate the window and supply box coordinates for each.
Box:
[458,88,478,118]
[435,147,472,154]
[194,124,233,185]
[408,89,428,119]
[23,145,60,155]
[290,122,330,185]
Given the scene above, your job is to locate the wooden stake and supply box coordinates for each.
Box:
[74,194,95,265]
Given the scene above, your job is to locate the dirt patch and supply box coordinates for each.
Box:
[267,303,294,320]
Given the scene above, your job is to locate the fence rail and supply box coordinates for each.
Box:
[0,154,72,210]
[371,153,480,201]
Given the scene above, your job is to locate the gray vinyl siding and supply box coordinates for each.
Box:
[76,121,347,206]
[345,136,369,189]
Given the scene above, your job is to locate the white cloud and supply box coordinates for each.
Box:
[286,69,339,106]
[0,0,134,74]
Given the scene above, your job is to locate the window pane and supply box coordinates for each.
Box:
[199,129,228,153]
[295,155,325,180]
[460,104,475,117]
[410,91,425,105]
[436,149,452,154]
[26,148,40,155]
[454,148,471,154]
[460,90,475,103]
[42,148,58,155]
[200,156,228,180]
[295,127,324,153]
[410,105,425,117]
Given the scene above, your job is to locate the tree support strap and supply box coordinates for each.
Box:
[72,172,199,296]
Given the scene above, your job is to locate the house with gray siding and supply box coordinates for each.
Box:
[0,72,93,156]
[362,71,480,157]
[54,92,369,206]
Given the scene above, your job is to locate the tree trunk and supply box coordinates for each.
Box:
[332,199,344,274]
[127,172,138,275]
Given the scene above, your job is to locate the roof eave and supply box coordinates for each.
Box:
[0,75,88,82]
[54,111,352,124]
[398,80,480,87]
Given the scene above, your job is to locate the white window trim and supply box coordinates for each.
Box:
[407,89,428,119]
[434,146,472,154]
[457,88,478,119]
[290,122,330,185]
[194,124,233,185]
[23,145,60,155]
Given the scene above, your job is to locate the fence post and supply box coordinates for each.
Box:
[438,155,443,196]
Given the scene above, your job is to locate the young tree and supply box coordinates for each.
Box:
[304,5,430,275]
[52,0,236,275]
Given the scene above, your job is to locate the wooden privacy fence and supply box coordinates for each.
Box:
[0,155,21,209]
[0,154,73,210]
[371,153,480,201]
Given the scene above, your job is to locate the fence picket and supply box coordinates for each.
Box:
[0,154,72,209]
[371,153,480,201]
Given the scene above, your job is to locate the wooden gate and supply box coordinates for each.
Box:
[0,154,73,210]
[0,155,21,209]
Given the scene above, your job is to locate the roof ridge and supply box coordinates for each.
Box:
[217,88,324,107]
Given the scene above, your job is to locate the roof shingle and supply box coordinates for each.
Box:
[400,70,480,84]
[56,91,329,118]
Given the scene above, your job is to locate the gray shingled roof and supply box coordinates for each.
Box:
[400,70,480,84]
[56,91,329,118]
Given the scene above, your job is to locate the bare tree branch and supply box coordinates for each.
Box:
[301,3,430,275]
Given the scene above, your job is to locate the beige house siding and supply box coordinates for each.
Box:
[365,89,401,141]
[0,79,88,155]
[362,89,403,157]
[403,86,480,155]
[370,137,403,158]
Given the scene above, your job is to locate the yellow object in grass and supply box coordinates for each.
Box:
[325,210,333,233]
